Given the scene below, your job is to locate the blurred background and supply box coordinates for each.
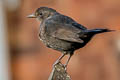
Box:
[1,0,120,80]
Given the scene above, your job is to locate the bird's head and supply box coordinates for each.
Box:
[27,7,56,21]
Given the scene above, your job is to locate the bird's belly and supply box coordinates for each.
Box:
[40,36,74,51]
[39,34,91,52]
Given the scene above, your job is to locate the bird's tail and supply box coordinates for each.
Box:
[85,28,115,35]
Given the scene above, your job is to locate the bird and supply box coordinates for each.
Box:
[27,7,114,67]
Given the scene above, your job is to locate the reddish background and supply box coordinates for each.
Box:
[7,0,120,80]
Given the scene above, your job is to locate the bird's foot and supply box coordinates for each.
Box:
[63,64,67,71]
[53,60,60,67]
[53,60,68,71]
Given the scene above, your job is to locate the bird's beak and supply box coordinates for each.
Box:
[27,13,36,18]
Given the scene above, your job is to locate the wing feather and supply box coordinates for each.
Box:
[45,20,84,43]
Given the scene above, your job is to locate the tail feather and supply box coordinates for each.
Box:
[85,28,115,35]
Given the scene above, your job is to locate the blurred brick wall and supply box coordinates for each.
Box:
[7,0,120,80]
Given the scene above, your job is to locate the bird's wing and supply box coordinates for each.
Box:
[45,21,84,43]
[72,22,87,30]
[52,28,84,43]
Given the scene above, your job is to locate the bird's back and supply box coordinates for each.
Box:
[50,13,87,30]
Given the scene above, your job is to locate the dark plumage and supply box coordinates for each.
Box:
[27,7,113,67]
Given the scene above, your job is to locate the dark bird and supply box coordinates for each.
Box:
[27,7,113,67]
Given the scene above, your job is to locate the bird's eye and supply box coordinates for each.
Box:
[39,13,42,15]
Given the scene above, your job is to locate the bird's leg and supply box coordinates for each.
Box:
[64,53,73,68]
[53,53,66,66]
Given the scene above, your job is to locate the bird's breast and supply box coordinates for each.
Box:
[39,22,46,39]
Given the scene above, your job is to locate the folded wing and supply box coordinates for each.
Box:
[45,20,84,43]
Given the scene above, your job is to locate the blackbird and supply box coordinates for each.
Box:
[27,7,113,67]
